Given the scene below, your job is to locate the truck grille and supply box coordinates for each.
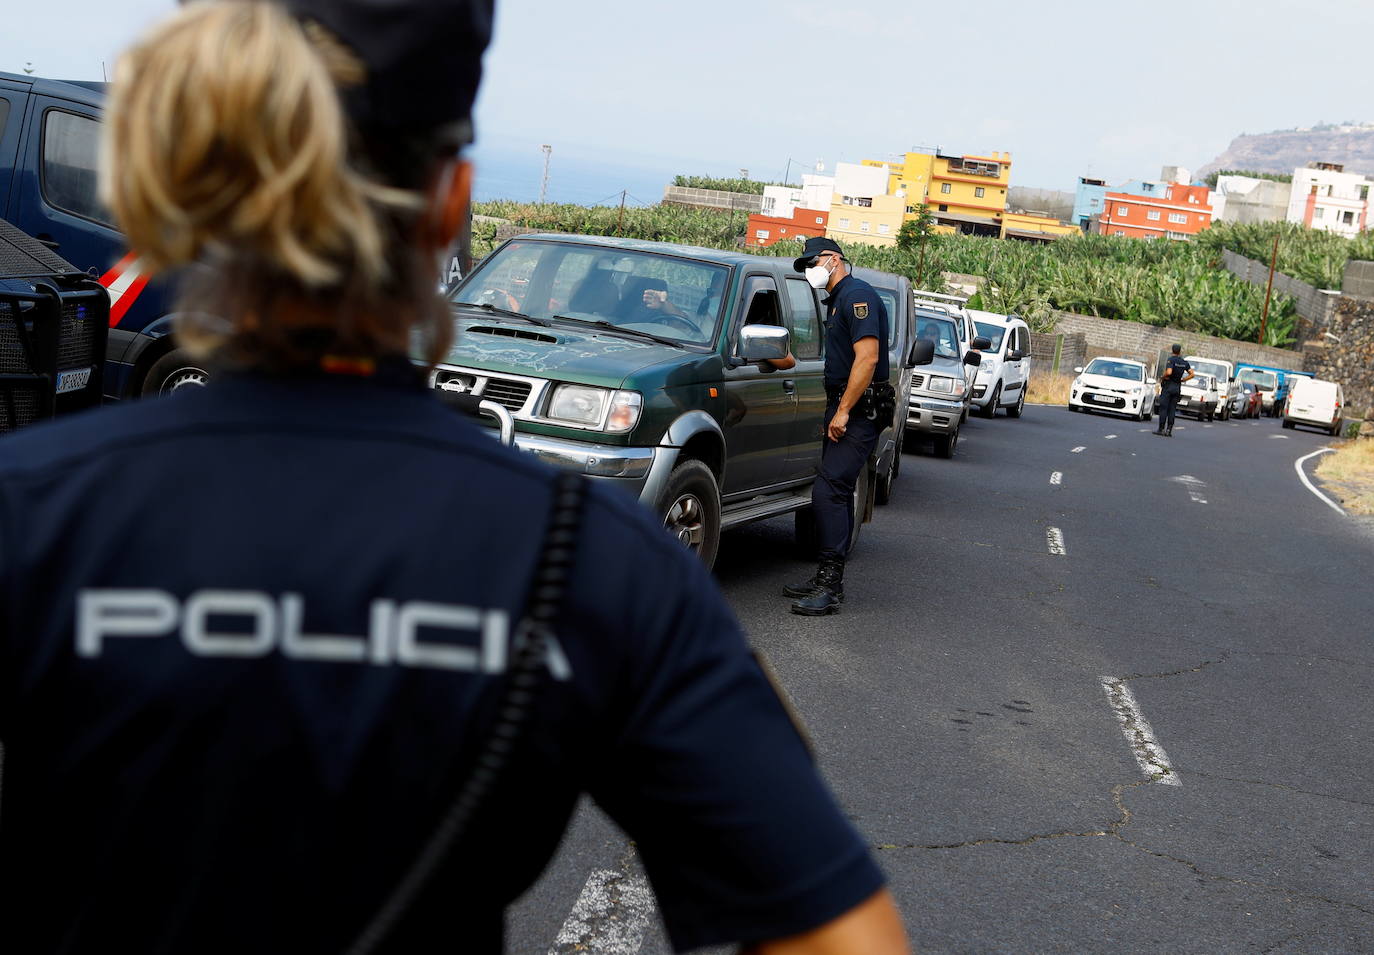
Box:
[58,301,99,370]
[0,386,41,433]
[911,374,925,389]
[481,378,532,411]
[0,303,28,373]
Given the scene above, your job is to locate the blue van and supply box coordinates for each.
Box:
[1,71,202,400]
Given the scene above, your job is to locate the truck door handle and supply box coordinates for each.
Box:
[782,379,796,393]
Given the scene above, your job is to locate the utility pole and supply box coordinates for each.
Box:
[1259,232,1279,345]
[538,144,552,205]
[615,190,627,236]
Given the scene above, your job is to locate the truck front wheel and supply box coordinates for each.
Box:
[658,459,721,570]
[143,348,210,397]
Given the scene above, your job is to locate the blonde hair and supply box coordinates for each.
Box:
[102,0,450,365]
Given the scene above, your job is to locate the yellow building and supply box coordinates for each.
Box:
[826,193,905,247]
[1000,211,1079,242]
[824,162,904,248]
[861,150,1013,237]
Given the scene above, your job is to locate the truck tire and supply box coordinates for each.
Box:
[933,424,959,459]
[1006,386,1024,418]
[875,428,903,506]
[143,348,210,396]
[979,384,1000,418]
[658,459,721,570]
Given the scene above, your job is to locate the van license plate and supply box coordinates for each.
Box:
[56,367,93,394]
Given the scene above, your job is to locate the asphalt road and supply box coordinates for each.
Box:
[511,404,1374,954]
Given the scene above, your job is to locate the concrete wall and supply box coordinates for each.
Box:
[1219,249,1340,326]
[1343,259,1374,300]
[1302,295,1374,416]
[662,186,762,212]
[1030,331,1087,374]
[1049,311,1307,376]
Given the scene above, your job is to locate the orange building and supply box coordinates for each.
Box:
[1096,183,1213,240]
[747,205,830,248]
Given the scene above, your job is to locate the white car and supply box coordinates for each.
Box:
[1186,355,1234,420]
[1178,373,1220,421]
[1068,357,1156,420]
[968,310,1031,419]
[1283,377,1345,435]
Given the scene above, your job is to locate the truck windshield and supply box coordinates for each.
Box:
[974,321,1006,351]
[452,241,728,346]
[1190,360,1227,384]
[914,315,960,359]
[1237,369,1277,391]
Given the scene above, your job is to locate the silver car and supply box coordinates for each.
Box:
[904,307,985,458]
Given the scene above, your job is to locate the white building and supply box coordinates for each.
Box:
[832,162,890,204]
[1213,175,1292,225]
[1286,162,1373,237]
[759,173,835,219]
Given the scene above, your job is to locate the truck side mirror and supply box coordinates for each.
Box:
[963,350,982,367]
[907,338,935,367]
[972,336,992,350]
[1007,349,1023,362]
[739,323,790,363]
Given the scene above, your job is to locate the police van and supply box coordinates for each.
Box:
[1,71,194,400]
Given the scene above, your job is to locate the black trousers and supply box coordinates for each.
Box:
[813,403,879,561]
[1159,385,1182,431]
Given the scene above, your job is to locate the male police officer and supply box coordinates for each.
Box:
[1155,343,1194,436]
[784,237,889,616]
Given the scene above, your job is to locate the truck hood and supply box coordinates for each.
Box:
[439,309,697,386]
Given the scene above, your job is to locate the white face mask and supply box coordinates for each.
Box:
[805,260,833,289]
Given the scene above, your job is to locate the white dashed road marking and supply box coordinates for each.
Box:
[1050,471,1063,485]
[1168,474,1208,504]
[1046,527,1066,556]
[1270,434,1290,439]
[1105,434,1117,440]
[1101,677,1181,786]
[1070,446,1086,453]
[550,864,655,955]
[1294,448,1343,516]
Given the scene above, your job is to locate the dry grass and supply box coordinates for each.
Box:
[1025,372,1074,406]
[1316,438,1374,515]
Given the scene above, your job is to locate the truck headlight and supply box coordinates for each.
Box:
[926,375,958,395]
[547,384,642,432]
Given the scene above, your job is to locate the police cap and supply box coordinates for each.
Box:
[273,0,494,144]
[793,236,845,273]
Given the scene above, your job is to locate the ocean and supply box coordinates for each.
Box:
[471,141,711,208]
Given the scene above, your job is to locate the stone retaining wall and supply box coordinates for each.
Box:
[1302,296,1374,417]
[1220,249,1339,327]
[1049,311,1303,375]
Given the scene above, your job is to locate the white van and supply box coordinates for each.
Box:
[1283,378,1344,435]
[1185,355,1234,420]
[968,310,1032,418]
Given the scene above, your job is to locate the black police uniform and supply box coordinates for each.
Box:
[1157,354,1191,434]
[0,369,884,952]
[814,272,890,562]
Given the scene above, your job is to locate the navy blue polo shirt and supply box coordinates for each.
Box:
[0,371,883,953]
[822,273,890,390]
[1163,355,1190,389]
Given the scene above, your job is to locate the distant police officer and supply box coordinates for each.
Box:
[1155,343,1194,436]
[0,3,909,953]
[784,237,890,616]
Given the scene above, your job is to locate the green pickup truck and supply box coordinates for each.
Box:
[440,233,930,567]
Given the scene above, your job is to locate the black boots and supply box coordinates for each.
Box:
[789,559,845,615]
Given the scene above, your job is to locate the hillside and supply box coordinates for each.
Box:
[1198,125,1374,179]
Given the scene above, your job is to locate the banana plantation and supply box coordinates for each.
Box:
[468,201,1373,349]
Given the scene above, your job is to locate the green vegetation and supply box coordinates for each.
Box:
[670,175,793,195]
[1194,220,1374,289]
[1201,169,1292,189]
[470,200,1303,347]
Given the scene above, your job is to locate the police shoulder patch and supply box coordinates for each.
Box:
[853,302,869,319]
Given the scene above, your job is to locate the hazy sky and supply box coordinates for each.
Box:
[8,0,1374,192]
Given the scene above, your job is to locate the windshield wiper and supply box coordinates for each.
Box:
[458,302,552,327]
[551,316,684,349]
